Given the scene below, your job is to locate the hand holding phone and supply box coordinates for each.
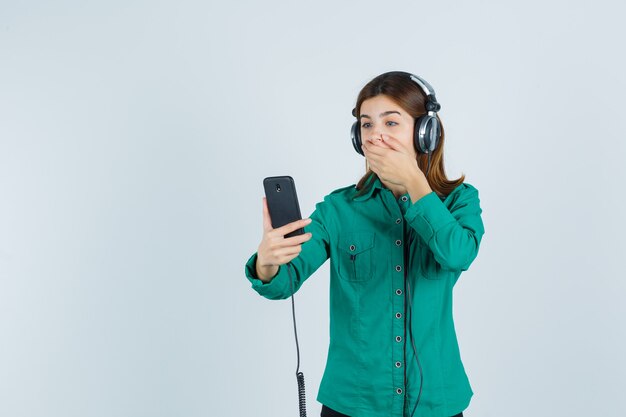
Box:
[256,176,313,282]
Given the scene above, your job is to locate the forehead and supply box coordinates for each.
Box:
[361,95,404,112]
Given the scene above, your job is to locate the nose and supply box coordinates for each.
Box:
[370,126,384,141]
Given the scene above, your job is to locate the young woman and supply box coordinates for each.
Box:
[245,71,485,417]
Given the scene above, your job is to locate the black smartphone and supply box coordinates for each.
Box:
[263,176,304,238]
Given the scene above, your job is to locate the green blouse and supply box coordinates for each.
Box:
[245,175,485,417]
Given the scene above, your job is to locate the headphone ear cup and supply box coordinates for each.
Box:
[414,116,427,154]
[430,118,440,152]
[351,121,364,155]
[415,115,440,154]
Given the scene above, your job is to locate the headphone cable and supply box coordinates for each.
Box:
[404,223,424,417]
[287,263,307,417]
[406,272,424,417]
[285,216,427,417]
[424,153,432,178]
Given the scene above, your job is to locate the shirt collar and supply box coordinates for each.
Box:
[353,174,446,203]
[353,174,384,202]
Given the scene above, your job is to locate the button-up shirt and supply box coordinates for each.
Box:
[244,175,485,417]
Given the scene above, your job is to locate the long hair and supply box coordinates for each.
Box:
[353,71,465,199]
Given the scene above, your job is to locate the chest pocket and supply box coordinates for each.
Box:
[337,232,375,282]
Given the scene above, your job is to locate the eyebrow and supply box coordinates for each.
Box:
[359,110,401,119]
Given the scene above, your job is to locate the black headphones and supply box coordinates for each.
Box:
[350,73,442,157]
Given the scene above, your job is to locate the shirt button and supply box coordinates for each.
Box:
[396,336,402,342]
[395,361,402,368]
[349,244,356,251]
[395,265,402,272]
[396,312,402,319]
[396,289,402,295]
[395,239,402,246]
[401,196,408,202]
[395,218,402,224]
[396,388,403,395]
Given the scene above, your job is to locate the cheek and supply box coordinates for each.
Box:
[401,128,415,147]
[400,131,418,158]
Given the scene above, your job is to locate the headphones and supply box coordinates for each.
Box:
[350,73,442,157]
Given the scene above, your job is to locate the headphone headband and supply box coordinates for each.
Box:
[352,72,441,117]
[409,73,435,97]
[409,73,441,113]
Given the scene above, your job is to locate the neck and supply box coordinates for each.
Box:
[380,179,407,199]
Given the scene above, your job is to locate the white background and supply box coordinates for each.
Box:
[1,1,625,416]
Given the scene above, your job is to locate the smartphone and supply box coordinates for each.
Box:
[263,176,304,238]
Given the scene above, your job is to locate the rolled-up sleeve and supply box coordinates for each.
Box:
[404,183,485,272]
[244,198,331,300]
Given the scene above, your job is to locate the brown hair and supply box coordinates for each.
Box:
[352,71,465,200]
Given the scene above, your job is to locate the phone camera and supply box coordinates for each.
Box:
[276,184,281,192]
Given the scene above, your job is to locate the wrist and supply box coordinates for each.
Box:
[405,170,432,203]
[256,258,279,283]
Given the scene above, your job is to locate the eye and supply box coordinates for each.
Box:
[361,121,398,128]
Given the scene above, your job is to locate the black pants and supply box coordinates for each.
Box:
[321,404,463,417]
